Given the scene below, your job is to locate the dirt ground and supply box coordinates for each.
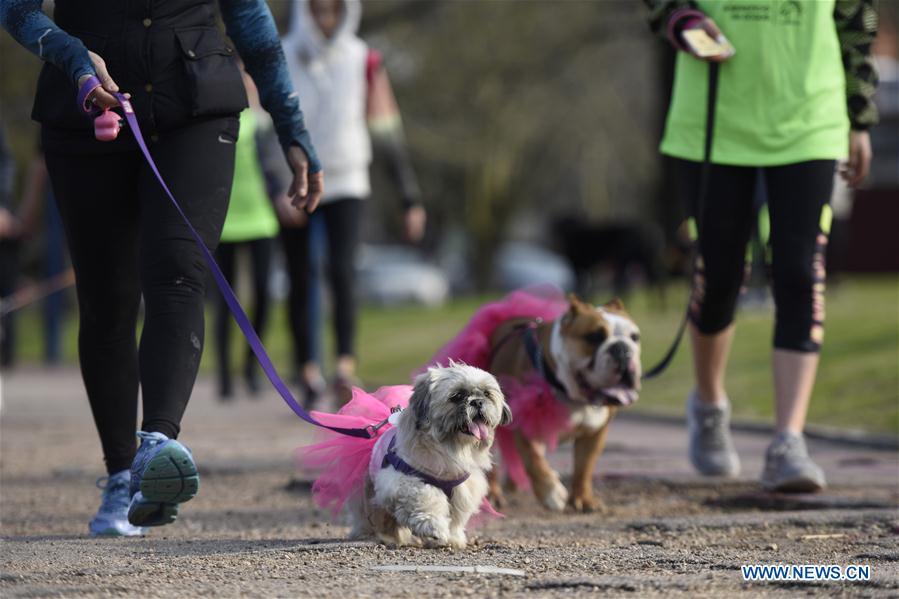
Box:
[2,366,897,598]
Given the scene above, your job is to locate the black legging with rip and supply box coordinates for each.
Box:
[676,159,834,353]
[45,117,237,474]
[280,197,362,369]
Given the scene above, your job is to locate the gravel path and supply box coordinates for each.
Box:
[2,366,897,597]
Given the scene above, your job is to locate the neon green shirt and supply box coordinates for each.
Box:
[220,110,279,243]
[661,0,850,166]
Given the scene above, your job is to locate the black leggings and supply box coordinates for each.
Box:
[214,237,273,390]
[45,117,237,474]
[280,198,362,369]
[676,159,834,353]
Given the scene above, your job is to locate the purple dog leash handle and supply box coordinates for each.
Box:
[107,92,371,439]
[76,75,103,114]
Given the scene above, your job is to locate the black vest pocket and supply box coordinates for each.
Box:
[174,27,248,117]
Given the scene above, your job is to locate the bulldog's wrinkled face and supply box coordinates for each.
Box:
[550,295,641,406]
[409,363,512,446]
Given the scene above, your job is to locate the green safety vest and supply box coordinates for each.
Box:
[220,110,280,243]
[661,0,849,166]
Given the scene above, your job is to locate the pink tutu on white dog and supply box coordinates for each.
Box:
[423,285,573,489]
[297,384,504,526]
[296,385,411,517]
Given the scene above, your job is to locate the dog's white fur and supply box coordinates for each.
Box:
[347,364,510,548]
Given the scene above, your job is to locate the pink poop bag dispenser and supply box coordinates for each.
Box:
[94,109,122,141]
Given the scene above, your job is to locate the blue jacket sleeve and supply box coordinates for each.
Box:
[218,0,321,173]
[0,0,94,86]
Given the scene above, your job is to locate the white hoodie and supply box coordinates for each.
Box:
[282,0,371,203]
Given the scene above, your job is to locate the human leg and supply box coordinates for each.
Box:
[45,149,143,475]
[766,160,834,432]
[137,117,236,437]
[130,117,237,524]
[761,160,834,492]
[321,198,363,400]
[280,223,325,406]
[214,241,238,398]
[675,159,757,476]
[45,148,145,536]
[244,236,274,392]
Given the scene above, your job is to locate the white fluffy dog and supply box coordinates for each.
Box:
[349,364,511,548]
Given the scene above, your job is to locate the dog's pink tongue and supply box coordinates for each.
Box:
[601,386,639,406]
[468,421,489,440]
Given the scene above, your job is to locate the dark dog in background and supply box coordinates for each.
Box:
[551,216,667,301]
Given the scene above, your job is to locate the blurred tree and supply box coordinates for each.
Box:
[358,0,668,287]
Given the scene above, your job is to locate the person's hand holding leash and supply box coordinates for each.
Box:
[286,145,324,214]
[842,130,872,188]
[77,51,130,109]
[680,17,735,62]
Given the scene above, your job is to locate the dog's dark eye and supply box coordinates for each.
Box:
[450,391,467,403]
[631,333,641,343]
[583,330,607,346]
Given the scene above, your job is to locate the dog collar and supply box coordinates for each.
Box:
[520,324,568,396]
[382,436,469,499]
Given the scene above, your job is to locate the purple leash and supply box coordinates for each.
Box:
[83,87,373,439]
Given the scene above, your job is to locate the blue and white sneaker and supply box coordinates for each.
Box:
[127,431,199,527]
[89,470,146,537]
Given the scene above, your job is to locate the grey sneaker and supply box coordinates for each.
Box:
[687,391,741,477]
[89,470,146,537]
[761,431,826,493]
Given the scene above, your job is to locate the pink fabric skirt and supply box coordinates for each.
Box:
[296,384,502,527]
[295,386,411,518]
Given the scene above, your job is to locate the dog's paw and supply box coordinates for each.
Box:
[409,519,451,548]
[448,528,467,550]
[421,532,452,548]
[568,492,606,514]
[539,480,569,512]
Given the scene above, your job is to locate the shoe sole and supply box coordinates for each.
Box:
[128,499,180,527]
[128,442,199,527]
[764,477,824,494]
[89,525,146,537]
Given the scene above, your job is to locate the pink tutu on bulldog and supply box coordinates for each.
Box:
[296,385,411,518]
[423,285,573,489]
[425,285,569,373]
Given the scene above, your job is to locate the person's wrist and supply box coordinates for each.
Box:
[667,8,705,52]
[284,129,321,174]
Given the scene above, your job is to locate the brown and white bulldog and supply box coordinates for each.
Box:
[488,295,641,512]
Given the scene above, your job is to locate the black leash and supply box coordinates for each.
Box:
[642,61,719,381]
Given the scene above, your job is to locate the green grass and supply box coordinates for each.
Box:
[10,275,898,435]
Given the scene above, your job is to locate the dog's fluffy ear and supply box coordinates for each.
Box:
[409,371,432,430]
[500,401,513,426]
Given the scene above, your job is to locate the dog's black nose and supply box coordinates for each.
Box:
[608,341,632,370]
[469,397,484,410]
